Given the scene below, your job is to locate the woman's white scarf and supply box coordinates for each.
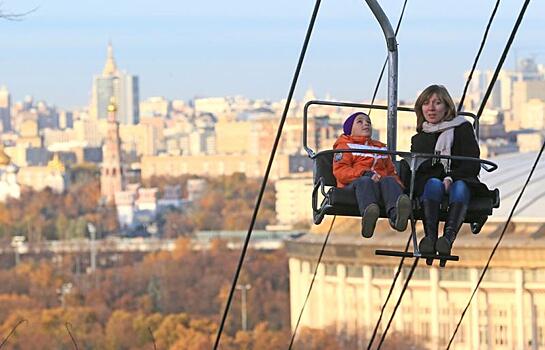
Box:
[422,115,468,172]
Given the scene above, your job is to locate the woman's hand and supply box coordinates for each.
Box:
[443,177,453,193]
[371,172,381,183]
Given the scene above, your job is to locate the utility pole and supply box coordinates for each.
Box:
[236,284,251,331]
[87,223,97,272]
[11,236,26,266]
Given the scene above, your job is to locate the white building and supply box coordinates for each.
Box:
[287,152,545,349]
[275,176,314,226]
[0,147,20,201]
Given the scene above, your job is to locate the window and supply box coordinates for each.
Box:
[346,265,363,278]
[524,268,545,283]
[420,322,431,340]
[403,266,430,280]
[483,268,513,282]
[494,324,508,346]
[372,266,392,279]
[479,325,489,345]
[439,323,450,345]
[439,268,469,281]
[325,263,337,276]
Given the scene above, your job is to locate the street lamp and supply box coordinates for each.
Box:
[10,235,26,266]
[87,223,97,273]
[57,282,73,308]
[236,284,252,331]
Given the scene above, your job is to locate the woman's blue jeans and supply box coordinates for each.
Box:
[421,178,470,205]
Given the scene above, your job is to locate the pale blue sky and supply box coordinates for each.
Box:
[1,0,545,109]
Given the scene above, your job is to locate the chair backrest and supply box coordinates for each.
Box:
[314,152,337,186]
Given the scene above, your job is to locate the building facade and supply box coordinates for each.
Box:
[287,222,545,350]
[286,151,545,349]
[140,153,292,180]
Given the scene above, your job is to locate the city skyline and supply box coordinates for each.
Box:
[1,0,545,109]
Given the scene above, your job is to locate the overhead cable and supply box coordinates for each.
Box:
[212,0,323,348]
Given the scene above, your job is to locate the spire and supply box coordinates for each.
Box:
[102,41,118,76]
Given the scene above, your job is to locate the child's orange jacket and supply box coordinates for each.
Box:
[332,134,403,188]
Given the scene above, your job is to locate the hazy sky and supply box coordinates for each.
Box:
[1,0,545,109]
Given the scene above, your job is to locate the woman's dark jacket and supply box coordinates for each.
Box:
[403,121,491,198]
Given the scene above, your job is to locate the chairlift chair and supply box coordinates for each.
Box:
[303,102,500,268]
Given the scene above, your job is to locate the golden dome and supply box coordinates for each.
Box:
[108,96,117,112]
[47,153,65,172]
[0,145,11,166]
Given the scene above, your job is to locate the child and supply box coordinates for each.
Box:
[333,112,411,238]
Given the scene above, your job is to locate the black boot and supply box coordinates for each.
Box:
[389,194,411,232]
[361,203,380,238]
[418,199,440,254]
[436,202,468,256]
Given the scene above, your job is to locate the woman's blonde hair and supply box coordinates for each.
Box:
[414,85,457,132]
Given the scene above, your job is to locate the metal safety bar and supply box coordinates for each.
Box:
[303,100,481,158]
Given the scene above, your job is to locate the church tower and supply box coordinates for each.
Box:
[100,98,124,203]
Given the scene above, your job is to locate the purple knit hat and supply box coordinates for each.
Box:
[343,112,368,135]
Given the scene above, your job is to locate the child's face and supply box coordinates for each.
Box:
[351,115,372,137]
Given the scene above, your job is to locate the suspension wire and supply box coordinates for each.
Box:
[366,233,411,350]
[458,0,501,112]
[212,1,323,348]
[288,216,336,349]
[446,140,543,349]
[446,2,533,345]
[368,0,409,116]
[476,0,530,120]
[377,258,419,349]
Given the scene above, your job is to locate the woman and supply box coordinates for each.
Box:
[333,112,411,238]
[412,84,489,256]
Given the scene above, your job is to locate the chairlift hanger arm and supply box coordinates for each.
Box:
[364,0,398,155]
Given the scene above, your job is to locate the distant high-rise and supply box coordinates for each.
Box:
[0,86,12,132]
[90,43,139,125]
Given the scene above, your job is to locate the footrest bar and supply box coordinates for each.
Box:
[375,250,459,261]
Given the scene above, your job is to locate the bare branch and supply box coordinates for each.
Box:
[148,327,157,350]
[0,319,27,349]
[65,322,80,350]
[0,2,39,21]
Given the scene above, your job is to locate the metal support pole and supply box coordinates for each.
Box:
[364,0,398,157]
[88,223,97,272]
[236,284,252,331]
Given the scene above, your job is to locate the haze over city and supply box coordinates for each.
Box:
[2,0,545,107]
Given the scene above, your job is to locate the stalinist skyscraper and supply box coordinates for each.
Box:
[100,98,125,203]
[90,43,140,125]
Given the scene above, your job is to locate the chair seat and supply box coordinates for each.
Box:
[326,186,498,223]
